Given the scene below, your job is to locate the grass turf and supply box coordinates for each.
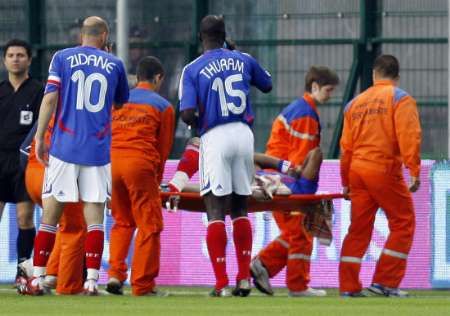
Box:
[1,285,449,316]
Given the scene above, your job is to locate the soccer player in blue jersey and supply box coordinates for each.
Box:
[27,16,129,295]
[178,15,272,297]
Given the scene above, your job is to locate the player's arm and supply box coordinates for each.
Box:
[35,51,61,166]
[178,66,198,128]
[180,109,198,128]
[35,91,58,166]
[394,95,422,192]
[248,54,272,93]
[254,153,292,174]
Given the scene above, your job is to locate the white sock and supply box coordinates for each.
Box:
[44,275,57,288]
[33,266,46,278]
[86,268,99,281]
[169,171,189,192]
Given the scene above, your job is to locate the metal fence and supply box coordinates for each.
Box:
[0,0,447,158]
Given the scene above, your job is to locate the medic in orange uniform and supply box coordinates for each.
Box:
[22,118,86,295]
[251,66,339,296]
[107,56,175,296]
[339,54,421,297]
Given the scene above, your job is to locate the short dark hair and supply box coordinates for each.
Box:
[373,54,399,79]
[304,66,339,92]
[136,56,164,82]
[200,15,226,44]
[3,39,32,58]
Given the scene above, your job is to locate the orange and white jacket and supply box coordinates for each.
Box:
[111,82,175,182]
[266,93,320,165]
[340,79,421,186]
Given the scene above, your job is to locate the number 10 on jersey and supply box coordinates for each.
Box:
[71,70,108,113]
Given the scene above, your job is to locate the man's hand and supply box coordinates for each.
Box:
[343,186,350,200]
[165,195,180,213]
[103,42,113,53]
[113,103,124,110]
[35,138,49,166]
[409,176,421,193]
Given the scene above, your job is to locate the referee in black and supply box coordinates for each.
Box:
[0,39,43,286]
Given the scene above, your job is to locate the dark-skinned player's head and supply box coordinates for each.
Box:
[199,15,226,48]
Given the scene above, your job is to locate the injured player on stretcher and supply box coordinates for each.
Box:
[163,137,334,245]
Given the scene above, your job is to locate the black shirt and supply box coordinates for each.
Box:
[0,77,43,151]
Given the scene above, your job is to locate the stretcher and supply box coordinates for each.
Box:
[160,192,343,246]
[160,192,343,213]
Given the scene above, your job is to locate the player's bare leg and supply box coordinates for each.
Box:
[204,193,231,297]
[82,202,105,295]
[230,193,252,297]
[168,137,200,192]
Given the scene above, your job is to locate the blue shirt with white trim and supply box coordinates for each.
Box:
[179,48,272,135]
[45,46,129,166]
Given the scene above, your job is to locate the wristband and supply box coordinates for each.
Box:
[277,160,291,174]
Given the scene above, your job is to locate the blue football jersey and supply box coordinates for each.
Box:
[256,170,318,195]
[178,48,272,135]
[45,46,129,166]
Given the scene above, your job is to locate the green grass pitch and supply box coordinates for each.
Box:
[1,285,449,316]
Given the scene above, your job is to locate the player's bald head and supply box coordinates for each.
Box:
[81,16,109,37]
[200,15,226,44]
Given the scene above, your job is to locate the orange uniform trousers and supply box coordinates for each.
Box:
[109,154,163,296]
[25,164,86,294]
[339,165,415,293]
[258,211,313,291]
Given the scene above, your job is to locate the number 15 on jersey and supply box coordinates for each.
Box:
[212,74,246,117]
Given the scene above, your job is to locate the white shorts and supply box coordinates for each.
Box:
[200,122,254,196]
[42,155,111,203]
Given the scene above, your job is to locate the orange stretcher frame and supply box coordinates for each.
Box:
[161,192,344,212]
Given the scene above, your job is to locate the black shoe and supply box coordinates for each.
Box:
[232,279,251,297]
[105,278,124,295]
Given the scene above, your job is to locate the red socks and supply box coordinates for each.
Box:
[85,224,104,271]
[233,217,253,281]
[169,143,199,192]
[206,221,228,290]
[178,144,199,177]
[33,224,57,268]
